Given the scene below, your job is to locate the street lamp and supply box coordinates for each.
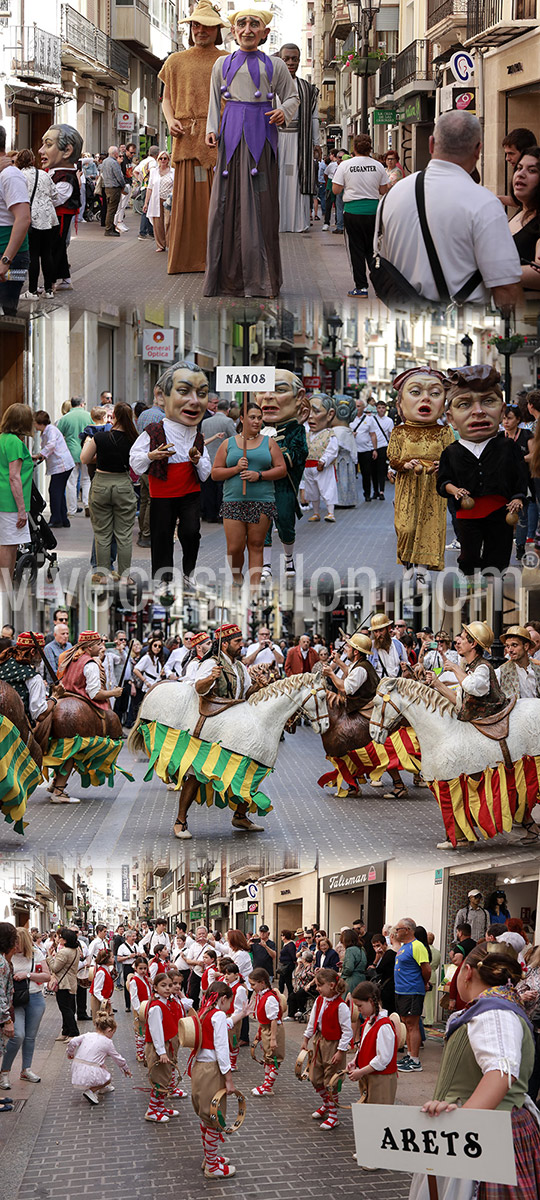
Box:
[79,880,89,932]
[351,349,364,392]
[196,854,216,931]
[325,312,344,394]
[91,907,96,934]
[347,0,382,136]
[460,334,473,366]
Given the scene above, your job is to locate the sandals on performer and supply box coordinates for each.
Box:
[383,786,410,800]
[50,786,81,804]
[520,827,540,844]
[173,821,193,840]
[308,514,321,522]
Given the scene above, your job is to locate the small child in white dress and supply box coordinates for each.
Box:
[67,1012,131,1106]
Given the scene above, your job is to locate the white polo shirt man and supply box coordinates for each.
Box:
[374,159,521,304]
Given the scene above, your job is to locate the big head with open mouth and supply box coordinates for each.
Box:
[395,369,446,425]
[445,364,503,443]
[164,366,209,426]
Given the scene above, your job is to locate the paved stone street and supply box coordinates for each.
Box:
[2,992,442,1200]
[16,208,363,314]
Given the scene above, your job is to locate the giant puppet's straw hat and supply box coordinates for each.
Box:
[462,621,494,652]
[346,633,372,655]
[228,3,273,24]
[182,0,229,26]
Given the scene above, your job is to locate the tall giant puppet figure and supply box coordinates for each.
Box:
[203,4,299,297]
[40,124,83,291]
[255,369,310,579]
[278,43,320,233]
[159,0,229,274]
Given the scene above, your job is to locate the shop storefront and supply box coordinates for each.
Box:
[260,869,319,941]
[322,861,387,941]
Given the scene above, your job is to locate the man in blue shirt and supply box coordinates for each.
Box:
[393,917,431,1072]
[44,623,72,677]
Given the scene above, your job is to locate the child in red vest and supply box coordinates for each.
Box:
[168,969,195,1099]
[144,973,180,1123]
[301,967,353,1129]
[347,981,398,1104]
[90,949,115,1024]
[191,980,241,1178]
[128,956,152,1062]
[222,962,248,1070]
[201,949,219,997]
[149,944,170,982]
[248,967,285,1097]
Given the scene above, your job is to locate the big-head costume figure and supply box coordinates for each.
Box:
[129,361,212,581]
[203,3,299,297]
[437,365,527,575]
[303,392,339,523]
[159,0,229,274]
[255,369,310,577]
[387,367,454,578]
[40,124,83,289]
[331,393,358,508]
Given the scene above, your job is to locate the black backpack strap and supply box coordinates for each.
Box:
[415,170,483,303]
[415,171,450,302]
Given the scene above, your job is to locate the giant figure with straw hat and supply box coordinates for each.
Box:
[203,3,299,296]
[159,0,229,274]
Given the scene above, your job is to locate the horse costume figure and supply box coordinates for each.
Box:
[0,679,43,833]
[369,675,540,847]
[128,670,329,838]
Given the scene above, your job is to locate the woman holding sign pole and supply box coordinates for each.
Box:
[211,401,286,588]
[409,947,540,1200]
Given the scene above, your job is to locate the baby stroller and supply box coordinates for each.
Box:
[14,481,59,586]
[83,176,102,222]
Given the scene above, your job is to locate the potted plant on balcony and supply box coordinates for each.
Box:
[342,48,387,76]
[487,332,525,356]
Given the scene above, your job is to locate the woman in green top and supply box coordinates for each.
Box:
[211,401,286,588]
[340,928,367,997]
[0,404,34,588]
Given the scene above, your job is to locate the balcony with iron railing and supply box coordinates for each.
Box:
[466,0,539,43]
[376,54,395,99]
[8,25,62,83]
[426,0,467,30]
[61,4,129,78]
[394,39,434,93]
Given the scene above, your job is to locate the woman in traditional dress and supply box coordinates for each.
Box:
[409,946,540,1200]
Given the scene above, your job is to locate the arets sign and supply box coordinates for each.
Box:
[322,861,386,893]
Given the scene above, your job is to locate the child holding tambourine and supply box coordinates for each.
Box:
[347,980,398,1104]
[248,967,286,1097]
[301,967,353,1129]
[128,955,152,1062]
[191,980,242,1179]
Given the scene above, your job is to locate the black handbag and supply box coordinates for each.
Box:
[13,956,33,1006]
[370,170,482,305]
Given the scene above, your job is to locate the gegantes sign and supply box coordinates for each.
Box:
[351,1104,516,1184]
[142,329,175,362]
[322,861,386,892]
[215,366,275,392]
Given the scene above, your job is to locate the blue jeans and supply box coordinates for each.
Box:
[335,192,344,231]
[139,194,153,238]
[1,992,46,1071]
[0,248,30,315]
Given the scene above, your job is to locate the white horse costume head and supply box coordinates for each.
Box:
[369,676,540,783]
[133,673,329,769]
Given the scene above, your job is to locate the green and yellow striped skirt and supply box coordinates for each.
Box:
[139,720,273,814]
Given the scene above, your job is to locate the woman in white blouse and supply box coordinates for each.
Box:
[409,946,540,1200]
[143,151,175,253]
[34,409,75,529]
[16,148,59,300]
[0,926,50,1088]
[132,638,165,693]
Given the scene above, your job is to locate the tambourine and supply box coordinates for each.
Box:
[139,999,150,1022]
[294,1048,313,1081]
[250,1040,265,1065]
[88,966,95,982]
[356,1077,368,1104]
[209,1087,246,1135]
[328,1068,347,1094]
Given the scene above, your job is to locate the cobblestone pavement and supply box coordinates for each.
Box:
[3,991,442,1200]
[16,208,362,315]
[2,719,538,878]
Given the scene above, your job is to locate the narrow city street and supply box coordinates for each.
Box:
[17,208,373,314]
[2,994,440,1200]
